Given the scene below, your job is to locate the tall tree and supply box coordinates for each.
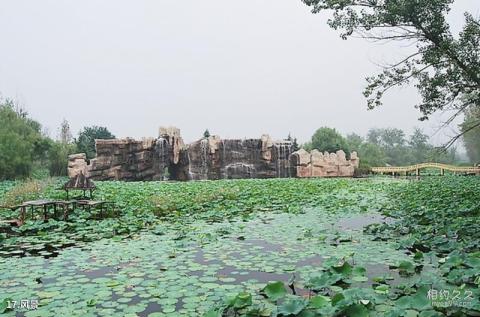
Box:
[48,140,77,176]
[0,99,44,179]
[367,128,405,146]
[346,133,364,152]
[76,126,115,159]
[302,0,480,145]
[310,127,350,155]
[409,127,431,163]
[47,119,78,176]
[368,128,410,165]
[461,105,480,163]
[358,142,387,167]
[287,133,300,152]
[58,119,73,144]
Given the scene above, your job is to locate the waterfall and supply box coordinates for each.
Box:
[160,138,164,179]
[222,140,227,179]
[222,139,226,161]
[276,143,285,178]
[274,142,292,178]
[161,138,166,158]
[277,144,281,178]
[287,143,291,178]
[200,139,208,180]
[187,149,194,180]
[156,138,165,180]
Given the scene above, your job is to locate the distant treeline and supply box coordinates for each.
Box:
[301,127,472,171]
[1,97,478,180]
[0,99,114,180]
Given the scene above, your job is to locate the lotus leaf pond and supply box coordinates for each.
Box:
[0,177,479,316]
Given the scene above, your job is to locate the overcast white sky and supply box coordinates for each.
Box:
[0,0,478,145]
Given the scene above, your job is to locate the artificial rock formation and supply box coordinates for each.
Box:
[290,149,359,178]
[67,153,88,178]
[68,127,186,181]
[67,127,359,181]
[186,135,293,180]
[87,138,161,180]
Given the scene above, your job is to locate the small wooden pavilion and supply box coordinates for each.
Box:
[63,172,96,199]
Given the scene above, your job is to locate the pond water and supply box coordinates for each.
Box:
[0,206,433,317]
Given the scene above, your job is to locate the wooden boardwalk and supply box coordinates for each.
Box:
[371,162,480,175]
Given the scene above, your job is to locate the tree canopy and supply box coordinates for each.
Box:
[302,0,480,144]
[308,127,350,155]
[0,98,118,179]
[461,105,480,163]
[346,127,458,168]
[0,100,44,179]
[76,126,115,160]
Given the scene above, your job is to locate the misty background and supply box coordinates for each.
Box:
[0,0,478,145]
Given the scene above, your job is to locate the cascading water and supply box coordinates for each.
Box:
[187,149,194,180]
[274,142,293,178]
[286,143,292,177]
[276,144,281,178]
[200,139,209,180]
[156,138,166,179]
[222,140,227,179]
[222,140,226,161]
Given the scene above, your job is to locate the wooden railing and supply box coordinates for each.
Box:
[371,162,480,175]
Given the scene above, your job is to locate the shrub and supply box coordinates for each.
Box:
[0,179,51,207]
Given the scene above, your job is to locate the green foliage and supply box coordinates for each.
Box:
[287,134,300,152]
[348,127,459,167]
[345,133,363,151]
[47,141,78,176]
[356,142,387,168]
[1,177,480,315]
[367,128,412,166]
[379,176,480,255]
[302,0,480,138]
[292,138,299,152]
[226,292,252,309]
[0,179,50,207]
[261,281,287,301]
[58,119,73,144]
[277,297,307,315]
[203,129,211,138]
[76,126,115,159]
[409,128,430,163]
[461,105,480,163]
[0,99,80,179]
[301,141,312,151]
[310,127,350,156]
[0,178,391,257]
[0,298,12,313]
[308,295,330,309]
[365,177,480,314]
[0,100,45,180]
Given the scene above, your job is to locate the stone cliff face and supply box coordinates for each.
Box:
[67,127,358,181]
[67,153,88,178]
[71,127,185,181]
[186,135,293,180]
[86,138,165,181]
